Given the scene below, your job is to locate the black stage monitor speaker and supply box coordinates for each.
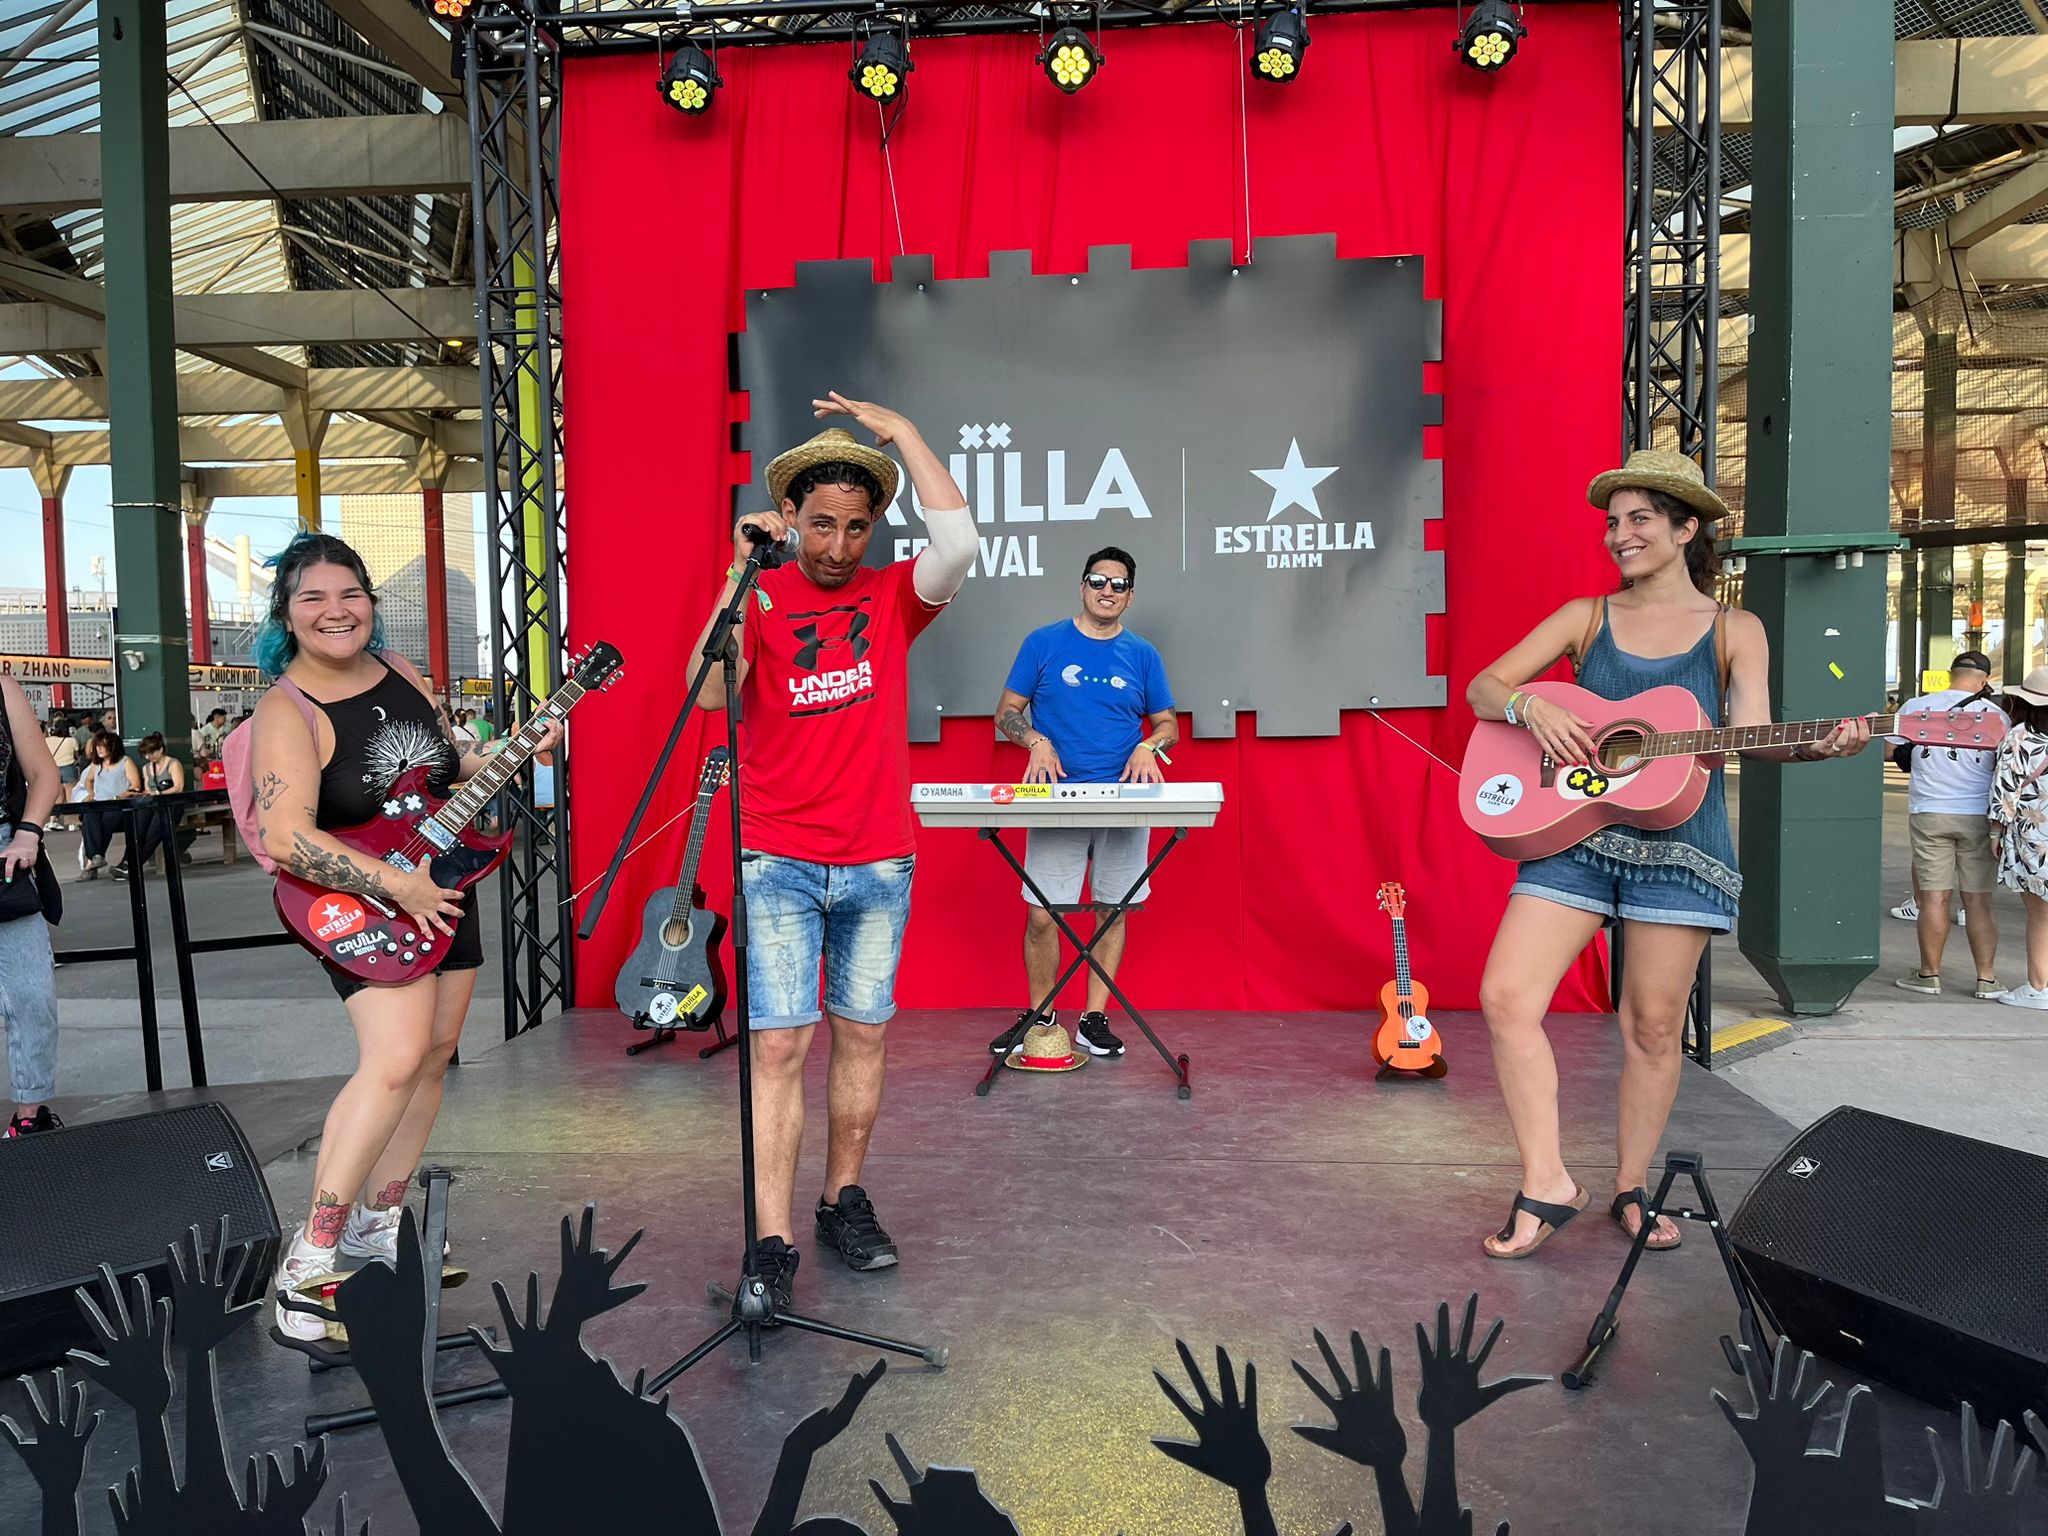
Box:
[1728,1105,2048,1425]
[0,1102,281,1374]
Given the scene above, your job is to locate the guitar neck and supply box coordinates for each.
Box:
[666,783,719,923]
[1642,713,1898,761]
[432,683,581,829]
[1391,916,1411,998]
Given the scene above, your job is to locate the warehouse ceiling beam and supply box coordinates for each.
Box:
[0,365,477,421]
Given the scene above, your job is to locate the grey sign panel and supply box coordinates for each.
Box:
[737,236,1444,739]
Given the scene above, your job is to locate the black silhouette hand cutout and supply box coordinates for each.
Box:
[69,1265,174,1419]
[167,1217,259,1357]
[1921,1406,2043,1533]
[1152,1341,1273,1494]
[786,1359,887,1459]
[1713,1339,1835,1492]
[330,1216,428,1394]
[868,1433,1020,1536]
[1,1368,100,1496]
[313,1494,371,1536]
[1415,1296,1546,1432]
[545,1205,646,1336]
[1292,1327,1407,1472]
[241,1440,331,1527]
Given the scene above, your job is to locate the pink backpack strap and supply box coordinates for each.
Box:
[272,674,322,740]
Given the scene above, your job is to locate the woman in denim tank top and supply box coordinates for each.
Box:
[1466,452,1871,1260]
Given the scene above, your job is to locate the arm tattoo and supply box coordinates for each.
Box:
[998,708,1036,747]
[253,770,287,811]
[286,831,393,902]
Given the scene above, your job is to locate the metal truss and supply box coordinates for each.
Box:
[466,5,574,1038]
[1622,0,1719,470]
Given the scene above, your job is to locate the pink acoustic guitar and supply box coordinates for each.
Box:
[1459,681,2007,862]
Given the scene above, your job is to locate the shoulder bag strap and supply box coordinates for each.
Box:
[1574,596,1606,678]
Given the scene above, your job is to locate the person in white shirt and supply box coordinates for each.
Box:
[1887,651,2005,997]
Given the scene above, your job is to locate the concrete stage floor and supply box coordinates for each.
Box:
[7,1008,2018,1535]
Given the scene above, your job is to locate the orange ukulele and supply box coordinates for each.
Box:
[1373,882,1446,1079]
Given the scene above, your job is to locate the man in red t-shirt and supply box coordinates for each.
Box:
[691,392,974,1309]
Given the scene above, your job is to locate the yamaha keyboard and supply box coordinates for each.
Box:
[911,782,1225,829]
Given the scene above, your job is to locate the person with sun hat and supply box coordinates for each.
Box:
[688,391,975,1311]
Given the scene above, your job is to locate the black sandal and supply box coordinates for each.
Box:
[1609,1190,1682,1251]
[1482,1186,1587,1260]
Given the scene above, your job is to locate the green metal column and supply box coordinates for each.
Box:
[1895,550,1918,696]
[98,0,192,759]
[2004,478,2028,684]
[1735,0,1893,1014]
[1918,332,1958,676]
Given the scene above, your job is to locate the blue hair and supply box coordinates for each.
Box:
[254,532,386,678]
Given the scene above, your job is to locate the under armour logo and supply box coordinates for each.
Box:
[793,609,872,671]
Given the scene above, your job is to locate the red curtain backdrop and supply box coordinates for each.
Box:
[560,7,1620,1014]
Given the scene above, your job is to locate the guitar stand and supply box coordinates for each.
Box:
[974,825,1192,1100]
[626,1009,736,1060]
[1561,1150,1776,1391]
[1373,1053,1447,1081]
[270,1167,509,1436]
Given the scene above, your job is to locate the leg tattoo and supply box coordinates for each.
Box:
[308,1192,348,1248]
[370,1178,410,1210]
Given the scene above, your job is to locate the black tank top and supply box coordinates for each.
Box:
[303,657,462,830]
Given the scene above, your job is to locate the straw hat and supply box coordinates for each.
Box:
[1003,1021,1088,1072]
[1586,449,1729,525]
[765,427,901,513]
[2007,665,2048,707]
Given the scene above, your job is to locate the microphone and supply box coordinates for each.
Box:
[741,521,800,559]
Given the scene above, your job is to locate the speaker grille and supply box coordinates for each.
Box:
[1729,1106,2048,1362]
[0,1103,279,1298]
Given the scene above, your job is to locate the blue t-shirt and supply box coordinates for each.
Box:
[1005,620,1174,783]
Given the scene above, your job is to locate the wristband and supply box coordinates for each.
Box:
[12,821,42,840]
[1503,691,1522,727]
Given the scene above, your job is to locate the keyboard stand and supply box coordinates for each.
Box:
[975,825,1192,1100]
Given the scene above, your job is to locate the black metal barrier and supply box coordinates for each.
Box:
[48,788,298,1093]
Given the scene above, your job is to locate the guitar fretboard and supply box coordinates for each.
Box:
[666,770,722,925]
[1392,916,1414,1019]
[1639,712,1904,761]
[429,684,581,834]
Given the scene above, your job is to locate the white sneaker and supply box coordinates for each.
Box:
[338,1203,401,1263]
[1996,983,2048,1010]
[272,1228,341,1342]
[1890,894,1918,920]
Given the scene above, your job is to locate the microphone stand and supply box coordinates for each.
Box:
[581,538,944,1375]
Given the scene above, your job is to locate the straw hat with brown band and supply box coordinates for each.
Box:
[764,427,902,513]
[1586,448,1729,525]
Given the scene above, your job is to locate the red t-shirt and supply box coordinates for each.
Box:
[739,558,945,863]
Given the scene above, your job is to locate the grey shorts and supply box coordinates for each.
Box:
[1021,825,1152,908]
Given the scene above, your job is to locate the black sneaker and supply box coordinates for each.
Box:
[815,1185,899,1271]
[1075,1011,1125,1057]
[4,1106,63,1139]
[990,1009,1049,1056]
[745,1235,799,1316]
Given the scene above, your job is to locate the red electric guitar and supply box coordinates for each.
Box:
[1372,882,1446,1079]
[277,642,623,983]
[1459,682,2008,862]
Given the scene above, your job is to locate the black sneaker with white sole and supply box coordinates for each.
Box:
[989,1009,1048,1056]
[816,1185,899,1270]
[1074,1011,1125,1057]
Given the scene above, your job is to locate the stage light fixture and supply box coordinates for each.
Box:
[1039,26,1102,94]
[1250,9,1309,84]
[658,42,721,116]
[1455,0,1526,72]
[429,0,473,21]
[852,30,912,105]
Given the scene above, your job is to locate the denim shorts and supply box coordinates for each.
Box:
[740,851,915,1029]
[1511,850,1735,934]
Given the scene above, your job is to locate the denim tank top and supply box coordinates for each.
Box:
[1567,603,1741,910]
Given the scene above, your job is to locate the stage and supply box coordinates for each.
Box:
[9,1006,1996,1535]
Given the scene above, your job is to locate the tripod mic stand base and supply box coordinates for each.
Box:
[646,1273,947,1387]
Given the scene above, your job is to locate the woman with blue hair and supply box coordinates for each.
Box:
[247,533,560,1338]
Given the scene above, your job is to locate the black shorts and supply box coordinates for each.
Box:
[324,899,484,1001]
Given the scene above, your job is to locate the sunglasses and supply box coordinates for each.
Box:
[1084,573,1133,594]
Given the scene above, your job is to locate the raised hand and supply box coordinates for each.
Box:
[1713,1339,1836,1495]
[476,1270,553,1396]
[1152,1341,1273,1495]
[545,1205,646,1336]
[787,1359,887,1460]
[241,1440,331,1528]
[811,391,917,450]
[68,1266,174,1420]
[868,1433,1020,1536]
[1293,1327,1407,1471]
[167,1218,260,1357]
[1,1368,100,1499]
[329,1214,428,1395]
[1415,1296,1546,1432]
[1919,1405,2043,1534]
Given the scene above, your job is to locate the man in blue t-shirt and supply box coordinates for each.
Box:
[990,546,1177,1060]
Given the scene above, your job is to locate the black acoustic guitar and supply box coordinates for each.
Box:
[616,748,733,1058]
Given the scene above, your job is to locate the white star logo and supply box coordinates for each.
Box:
[1251,438,1338,521]
[322,902,345,922]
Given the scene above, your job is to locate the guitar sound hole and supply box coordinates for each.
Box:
[661,918,695,949]
[1598,731,1645,771]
